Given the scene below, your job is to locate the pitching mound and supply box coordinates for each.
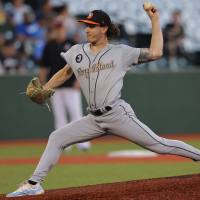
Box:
[1,173,200,200]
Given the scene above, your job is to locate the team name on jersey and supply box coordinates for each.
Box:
[77,60,115,79]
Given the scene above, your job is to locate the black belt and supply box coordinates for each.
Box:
[90,106,112,116]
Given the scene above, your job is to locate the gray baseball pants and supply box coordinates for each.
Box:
[30,100,200,183]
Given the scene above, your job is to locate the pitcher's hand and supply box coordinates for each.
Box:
[143,3,159,21]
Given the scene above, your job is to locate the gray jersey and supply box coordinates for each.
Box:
[30,43,200,184]
[61,43,140,110]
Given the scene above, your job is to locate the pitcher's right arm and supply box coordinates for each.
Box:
[43,64,73,89]
[138,4,163,64]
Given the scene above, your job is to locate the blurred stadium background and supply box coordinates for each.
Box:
[0,0,200,139]
[1,0,200,196]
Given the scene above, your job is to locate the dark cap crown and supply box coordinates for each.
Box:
[78,10,111,27]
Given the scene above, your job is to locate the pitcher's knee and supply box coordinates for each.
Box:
[150,144,175,155]
[49,131,58,141]
[47,132,63,150]
[148,143,168,155]
[48,130,74,151]
[151,148,165,155]
[48,131,65,147]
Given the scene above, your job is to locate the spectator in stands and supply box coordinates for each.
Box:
[44,27,53,42]
[15,9,43,41]
[0,34,5,54]
[34,27,53,62]
[36,0,53,28]
[0,33,5,74]
[57,5,78,39]
[0,0,6,24]
[0,12,15,41]
[72,21,87,44]
[163,11,185,70]
[55,6,87,43]
[10,0,33,25]
[15,8,44,61]
[0,40,25,74]
[0,0,15,41]
[40,16,91,152]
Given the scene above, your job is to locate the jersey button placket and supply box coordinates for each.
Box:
[90,74,95,109]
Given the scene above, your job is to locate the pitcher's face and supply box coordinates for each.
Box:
[85,24,105,43]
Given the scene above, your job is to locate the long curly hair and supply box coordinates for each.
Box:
[105,22,120,38]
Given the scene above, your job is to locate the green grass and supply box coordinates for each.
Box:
[1,162,200,194]
[1,139,200,195]
[1,140,200,158]
[0,143,141,158]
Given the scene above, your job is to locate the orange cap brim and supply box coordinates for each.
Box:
[78,20,100,25]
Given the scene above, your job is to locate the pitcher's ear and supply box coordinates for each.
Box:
[102,26,108,34]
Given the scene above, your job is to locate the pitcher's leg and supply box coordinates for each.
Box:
[108,103,200,161]
[65,88,91,151]
[30,115,105,183]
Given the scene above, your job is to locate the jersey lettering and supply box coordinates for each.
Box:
[77,60,115,79]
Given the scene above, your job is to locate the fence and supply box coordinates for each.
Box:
[1,72,200,140]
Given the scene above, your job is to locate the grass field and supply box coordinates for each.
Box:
[1,139,200,195]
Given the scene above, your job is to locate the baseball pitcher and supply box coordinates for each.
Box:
[7,4,200,197]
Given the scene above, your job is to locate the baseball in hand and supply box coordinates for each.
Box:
[144,2,153,11]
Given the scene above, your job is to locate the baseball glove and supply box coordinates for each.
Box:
[26,77,55,111]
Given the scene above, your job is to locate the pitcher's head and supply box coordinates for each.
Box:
[78,10,120,43]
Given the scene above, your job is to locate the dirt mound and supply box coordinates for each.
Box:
[1,173,200,200]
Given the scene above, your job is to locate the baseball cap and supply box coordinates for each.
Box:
[78,10,111,27]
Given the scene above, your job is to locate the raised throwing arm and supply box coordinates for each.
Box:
[138,4,163,64]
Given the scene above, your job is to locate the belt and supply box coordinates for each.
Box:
[90,106,112,116]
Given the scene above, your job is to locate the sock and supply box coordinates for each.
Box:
[28,180,37,185]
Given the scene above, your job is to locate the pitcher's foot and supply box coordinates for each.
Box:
[6,180,44,197]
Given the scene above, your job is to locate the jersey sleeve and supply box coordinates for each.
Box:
[121,45,140,70]
[60,45,75,69]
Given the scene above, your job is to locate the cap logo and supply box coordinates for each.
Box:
[87,13,93,19]
[102,21,104,24]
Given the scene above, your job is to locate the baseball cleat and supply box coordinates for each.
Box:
[6,180,44,197]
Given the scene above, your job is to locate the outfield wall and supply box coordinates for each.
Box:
[0,73,200,140]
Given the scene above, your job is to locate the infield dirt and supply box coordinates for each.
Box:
[1,173,200,199]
